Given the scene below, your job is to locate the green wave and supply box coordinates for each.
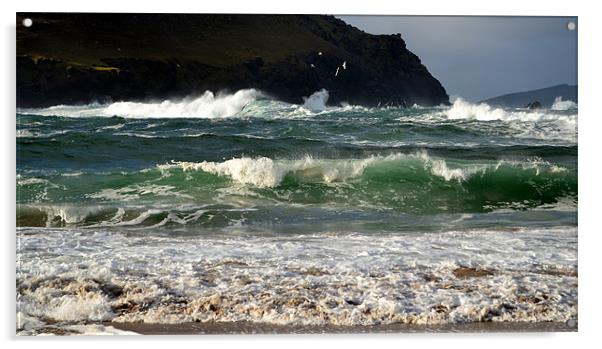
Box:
[17,153,577,227]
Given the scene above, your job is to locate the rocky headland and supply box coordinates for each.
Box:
[17,13,449,108]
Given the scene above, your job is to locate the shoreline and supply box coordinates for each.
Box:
[107,321,577,335]
[17,227,578,334]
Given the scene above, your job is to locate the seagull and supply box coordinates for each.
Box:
[318,51,323,56]
[342,61,347,70]
[335,67,339,77]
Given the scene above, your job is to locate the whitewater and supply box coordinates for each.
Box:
[17,89,577,334]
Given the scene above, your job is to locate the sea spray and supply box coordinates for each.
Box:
[160,154,376,187]
[18,89,261,119]
[445,97,577,122]
[551,96,578,111]
[302,89,330,112]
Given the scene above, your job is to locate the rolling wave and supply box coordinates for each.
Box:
[17,152,577,225]
[158,152,572,187]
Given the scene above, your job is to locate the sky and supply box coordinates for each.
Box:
[337,16,577,102]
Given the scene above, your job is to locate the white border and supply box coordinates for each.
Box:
[2,1,600,348]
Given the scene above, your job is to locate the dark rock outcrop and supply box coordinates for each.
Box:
[16,13,449,108]
[525,101,542,110]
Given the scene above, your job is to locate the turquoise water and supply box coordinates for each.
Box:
[16,94,577,232]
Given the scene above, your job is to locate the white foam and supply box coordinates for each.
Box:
[551,96,578,111]
[17,177,51,186]
[302,89,329,112]
[17,226,577,330]
[445,98,568,122]
[42,205,106,225]
[87,184,191,202]
[446,98,577,122]
[18,89,260,119]
[417,152,482,181]
[441,98,577,144]
[446,98,508,121]
[17,311,44,331]
[47,294,114,322]
[15,129,71,138]
[17,315,138,336]
[16,129,35,137]
[18,88,361,120]
[160,155,377,188]
[159,151,567,188]
[65,324,139,335]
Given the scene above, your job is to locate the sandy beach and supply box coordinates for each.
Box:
[107,320,576,335]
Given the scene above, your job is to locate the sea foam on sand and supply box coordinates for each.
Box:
[17,226,577,334]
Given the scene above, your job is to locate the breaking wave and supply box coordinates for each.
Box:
[18,89,577,137]
[158,152,571,188]
[302,89,330,112]
[17,152,577,227]
[445,98,577,122]
[551,96,578,111]
[18,89,261,119]
[158,155,377,188]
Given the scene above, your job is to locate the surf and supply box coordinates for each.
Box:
[18,89,261,119]
[158,152,574,187]
[445,97,577,122]
[17,152,577,227]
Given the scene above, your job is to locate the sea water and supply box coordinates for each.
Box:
[16,90,577,334]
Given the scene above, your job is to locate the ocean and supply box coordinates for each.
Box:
[16,90,577,334]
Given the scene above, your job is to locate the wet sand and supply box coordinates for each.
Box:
[108,321,577,335]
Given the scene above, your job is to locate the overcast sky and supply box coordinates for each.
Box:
[337,16,577,101]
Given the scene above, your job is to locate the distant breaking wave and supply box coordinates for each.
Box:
[18,89,261,119]
[17,89,578,147]
[302,89,330,112]
[19,89,577,124]
[445,98,577,122]
[551,96,578,111]
[17,88,356,118]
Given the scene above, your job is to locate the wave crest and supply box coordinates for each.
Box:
[18,89,260,119]
[302,89,329,112]
[551,96,578,111]
[445,98,577,122]
[157,152,569,188]
[159,155,376,187]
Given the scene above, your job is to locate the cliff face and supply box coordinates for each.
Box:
[17,13,449,108]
